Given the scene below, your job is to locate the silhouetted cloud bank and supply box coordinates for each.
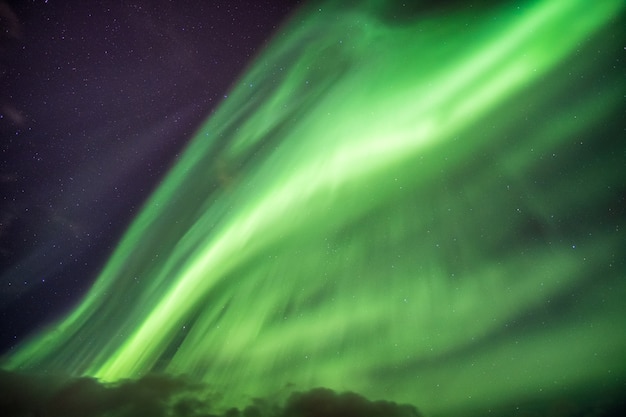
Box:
[0,370,422,417]
[3,370,625,416]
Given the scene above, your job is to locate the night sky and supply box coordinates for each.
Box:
[1,1,625,417]
[1,0,299,353]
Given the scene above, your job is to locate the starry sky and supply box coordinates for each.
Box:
[0,1,625,417]
[0,0,300,353]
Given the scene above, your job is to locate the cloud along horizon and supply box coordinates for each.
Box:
[1,370,424,417]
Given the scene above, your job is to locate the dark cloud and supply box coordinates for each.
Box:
[280,388,422,417]
[0,370,214,417]
[3,370,626,417]
[0,370,422,417]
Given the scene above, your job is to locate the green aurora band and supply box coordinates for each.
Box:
[3,0,625,415]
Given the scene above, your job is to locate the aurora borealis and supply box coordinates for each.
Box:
[2,0,625,416]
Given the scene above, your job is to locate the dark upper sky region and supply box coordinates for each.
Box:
[0,0,301,354]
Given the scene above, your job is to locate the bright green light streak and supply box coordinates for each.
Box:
[3,0,624,415]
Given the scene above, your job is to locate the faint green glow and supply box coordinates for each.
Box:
[3,0,625,415]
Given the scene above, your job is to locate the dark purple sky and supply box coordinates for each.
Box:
[0,0,301,354]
